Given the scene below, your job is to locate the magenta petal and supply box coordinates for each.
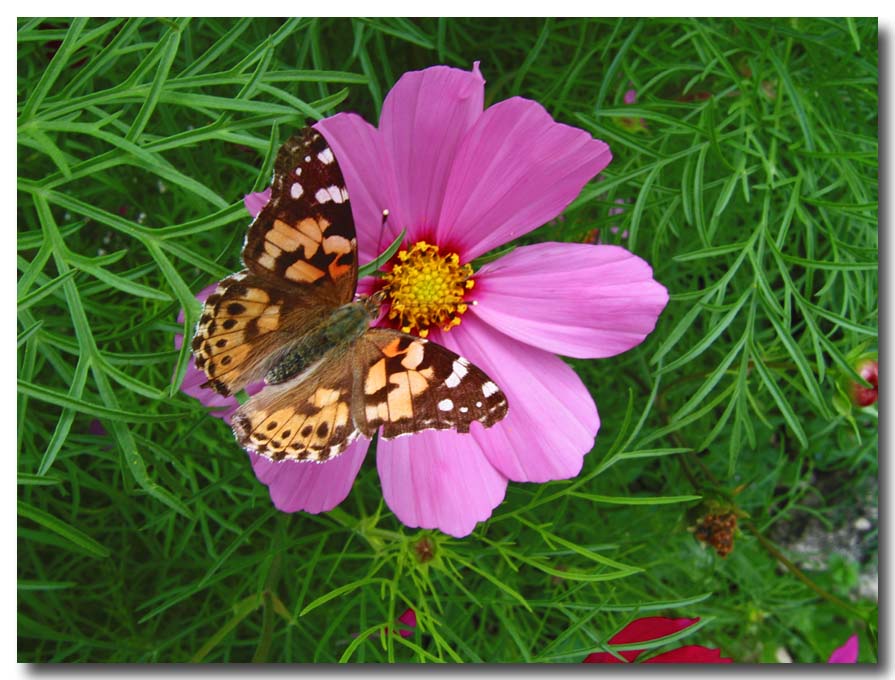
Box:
[376,428,508,538]
[610,617,699,646]
[644,646,733,664]
[397,608,417,629]
[378,63,485,236]
[584,617,701,664]
[475,243,668,358]
[828,634,859,663]
[315,114,406,264]
[244,188,271,218]
[430,316,598,482]
[251,438,369,514]
[179,362,254,422]
[396,608,417,637]
[437,97,611,260]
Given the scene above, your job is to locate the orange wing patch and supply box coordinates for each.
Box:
[241,128,358,302]
[191,272,290,395]
[357,329,508,439]
[232,373,358,462]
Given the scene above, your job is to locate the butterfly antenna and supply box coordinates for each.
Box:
[375,208,390,262]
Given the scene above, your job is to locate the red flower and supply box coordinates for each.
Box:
[850,358,878,407]
[394,608,417,638]
[583,617,732,664]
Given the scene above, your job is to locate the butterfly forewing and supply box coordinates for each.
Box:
[192,270,333,396]
[242,128,357,304]
[192,127,356,396]
[355,329,508,439]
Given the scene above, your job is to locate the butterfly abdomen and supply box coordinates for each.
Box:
[265,301,373,385]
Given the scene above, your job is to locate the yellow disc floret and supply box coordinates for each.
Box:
[380,241,474,338]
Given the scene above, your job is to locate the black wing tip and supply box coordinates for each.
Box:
[200,377,232,397]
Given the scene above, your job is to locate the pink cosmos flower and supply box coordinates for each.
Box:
[827,634,859,663]
[583,617,732,664]
[181,63,668,537]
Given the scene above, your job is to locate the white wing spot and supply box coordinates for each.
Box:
[317,148,335,164]
[459,406,469,413]
[304,155,311,162]
[290,183,303,199]
[475,401,483,408]
[340,187,350,202]
[327,185,344,203]
[315,188,332,204]
[482,381,499,397]
[438,399,454,412]
[444,360,469,388]
[293,167,302,176]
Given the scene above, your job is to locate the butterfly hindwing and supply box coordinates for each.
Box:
[355,329,508,439]
[231,359,359,462]
[242,128,357,304]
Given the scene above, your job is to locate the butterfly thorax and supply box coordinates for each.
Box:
[265,299,375,385]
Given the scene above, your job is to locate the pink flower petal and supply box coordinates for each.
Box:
[624,89,637,105]
[244,188,271,218]
[378,63,485,239]
[609,197,627,217]
[828,634,859,663]
[474,243,668,359]
[314,114,406,264]
[178,361,258,422]
[429,315,598,482]
[376,428,508,538]
[250,438,370,514]
[437,97,611,260]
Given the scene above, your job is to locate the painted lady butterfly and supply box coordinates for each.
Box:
[191,127,508,462]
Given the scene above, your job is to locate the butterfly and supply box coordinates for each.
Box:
[190,127,508,462]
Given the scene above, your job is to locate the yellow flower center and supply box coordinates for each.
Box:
[380,241,474,338]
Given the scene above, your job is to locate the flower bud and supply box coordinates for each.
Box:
[413,536,436,563]
[850,358,878,407]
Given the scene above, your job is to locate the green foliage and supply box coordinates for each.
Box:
[18,18,877,663]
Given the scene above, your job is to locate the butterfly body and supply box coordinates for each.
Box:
[191,126,508,463]
[265,299,374,385]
